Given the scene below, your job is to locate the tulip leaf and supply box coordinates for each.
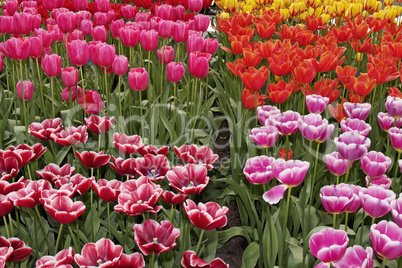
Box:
[159,112,177,142]
[0,110,10,148]
[241,242,260,268]
[55,146,72,166]
[203,229,218,262]
[217,226,253,245]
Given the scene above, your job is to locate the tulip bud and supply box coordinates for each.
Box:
[128,68,148,91]
[188,0,203,13]
[42,54,62,77]
[94,12,108,26]
[157,46,174,65]
[58,11,77,34]
[17,80,34,101]
[61,67,79,88]
[166,62,185,83]
[6,0,19,16]
[155,4,172,20]
[188,52,211,79]
[173,5,185,21]
[159,20,174,39]
[80,19,93,36]
[95,0,111,13]
[29,37,43,59]
[140,30,159,51]
[68,40,89,66]
[173,21,189,43]
[122,5,136,20]
[75,0,89,11]
[92,25,107,42]
[356,52,363,62]
[112,55,128,76]
[97,43,116,68]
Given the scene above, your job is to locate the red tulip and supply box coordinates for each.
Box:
[92,179,121,202]
[68,40,89,66]
[113,133,144,154]
[50,125,88,146]
[157,46,174,65]
[350,73,376,100]
[43,194,85,224]
[84,115,114,135]
[161,191,188,205]
[92,25,107,42]
[135,154,170,182]
[167,62,185,83]
[292,60,316,84]
[0,194,13,217]
[78,90,104,115]
[138,145,169,156]
[188,51,211,79]
[109,157,138,177]
[8,180,52,208]
[58,11,77,33]
[116,253,145,268]
[75,150,111,169]
[119,26,140,47]
[140,30,159,51]
[74,238,123,267]
[133,219,180,255]
[36,248,74,268]
[267,54,293,76]
[279,149,293,160]
[166,164,209,195]
[239,66,269,91]
[336,66,357,90]
[28,118,62,141]
[267,81,292,103]
[54,174,95,196]
[0,156,19,182]
[36,163,75,183]
[16,80,34,101]
[6,238,32,262]
[10,143,46,164]
[0,236,13,263]
[182,251,229,268]
[61,67,79,88]
[128,68,148,91]
[183,199,229,230]
[173,21,189,43]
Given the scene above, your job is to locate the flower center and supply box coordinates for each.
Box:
[1,172,6,176]
[97,259,102,266]
[137,200,143,204]
[153,237,158,243]
[189,181,194,187]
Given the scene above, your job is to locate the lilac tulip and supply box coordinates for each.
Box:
[334,132,370,162]
[325,152,351,177]
[269,110,300,136]
[345,184,361,213]
[370,220,402,260]
[385,96,402,119]
[343,102,371,120]
[298,114,334,142]
[320,184,356,214]
[340,118,372,136]
[378,112,402,132]
[306,94,329,114]
[361,151,391,179]
[366,175,392,189]
[389,127,402,152]
[359,186,396,218]
[243,156,275,185]
[332,246,373,268]
[309,228,349,264]
[249,126,279,148]
[390,196,402,227]
[257,105,280,125]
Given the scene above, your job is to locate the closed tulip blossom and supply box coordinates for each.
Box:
[92,179,121,202]
[133,219,180,256]
[343,102,372,120]
[6,238,33,262]
[78,90,104,115]
[243,155,275,185]
[188,51,211,79]
[84,115,114,135]
[157,46,174,65]
[334,132,371,162]
[159,20,174,39]
[269,111,300,136]
[166,164,209,195]
[249,126,279,148]
[320,184,356,214]
[43,194,85,224]
[183,200,229,230]
[5,37,31,61]
[112,55,128,76]
[188,0,203,13]
[57,12,77,33]
[97,43,115,68]
[113,133,144,154]
[325,152,351,177]
[306,94,329,114]
[385,96,402,119]
[203,38,219,55]
[80,19,93,36]
[16,80,34,101]
[366,175,392,189]
[36,163,75,183]
[388,127,402,152]
[91,25,107,42]
[75,150,110,169]
[370,220,402,260]
[109,157,137,178]
[182,251,229,268]
[391,196,402,227]
[167,62,185,83]
[361,151,391,179]
[255,105,280,126]
[0,194,13,217]
[74,238,123,267]
[119,26,140,47]
[174,144,219,169]
[187,34,204,54]
[62,86,82,103]
[68,40,89,66]
[173,21,189,43]
[140,30,159,51]
[36,247,74,268]
[121,5,136,20]
[50,125,88,146]
[61,67,79,88]
[298,114,335,143]
[128,68,148,91]
[378,112,402,132]
[340,118,372,136]
[332,246,373,268]
[359,186,396,218]
[309,228,349,265]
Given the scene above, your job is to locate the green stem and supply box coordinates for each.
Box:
[54,224,64,255]
[280,187,292,267]
[393,152,401,195]
[173,82,177,121]
[19,61,28,141]
[118,75,122,131]
[336,176,340,185]
[255,91,258,127]
[3,216,10,238]
[104,67,109,116]
[344,212,349,232]
[107,202,111,240]
[139,91,144,138]
[34,212,37,254]
[68,224,80,252]
[286,135,290,160]
[8,214,14,236]
[169,204,175,223]
[149,252,155,268]
[91,168,95,241]
[35,206,51,251]
[359,211,365,245]
[35,58,45,118]
[382,258,387,268]
[344,161,351,184]
[333,214,337,229]
[72,146,79,174]
[195,229,205,255]
[51,76,55,118]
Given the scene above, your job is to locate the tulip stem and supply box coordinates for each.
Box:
[382,258,387,268]
[286,135,290,160]
[8,214,14,237]
[336,176,339,185]
[3,216,9,238]
[255,92,258,127]
[35,206,51,251]
[72,146,79,174]
[19,60,28,141]
[195,229,205,255]
[35,58,45,118]
[80,66,86,116]
[173,82,177,121]
[333,214,337,229]
[393,152,401,195]
[169,204,175,223]
[91,168,95,242]
[344,161,351,184]
[118,75,122,131]
[51,76,55,118]
[54,224,64,255]
[64,33,69,67]
[139,91,144,138]
[149,252,155,268]
[359,211,365,245]
[68,224,80,253]
[280,187,292,267]
[104,68,109,116]
[344,212,349,232]
[107,202,111,240]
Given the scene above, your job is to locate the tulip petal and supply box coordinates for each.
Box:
[263,185,288,204]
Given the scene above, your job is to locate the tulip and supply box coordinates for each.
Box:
[6,38,31,61]
[16,80,34,101]
[74,238,122,267]
[28,118,63,141]
[140,30,159,51]
[34,28,55,48]
[334,132,371,162]
[119,27,140,47]
[135,12,151,22]
[188,52,211,79]
[161,191,188,205]
[388,127,402,152]
[80,19,93,36]
[306,94,329,114]
[112,133,144,155]
[249,126,279,148]
[135,154,170,182]
[42,194,85,224]
[0,194,13,217]
[361,151,391,179]
[68,40,89,66]
[96,43,116,67]
[109,156,138,178]
[159,20,174,39]
[340,118,372,136]
[167,62,185,83]
[173,21,189,43]
[188,0,203,12]
[166,164,209,195]
[137,145,168,156]
[78,90,104,115]
[184,199,229,230]
[75,0,88,10]
[174,144,219,170]
[391,196,402,227]
[57,12,77,33]
[122,5,136,20]
[28,37,43,59]
[112,55,128,76]
[366,175,392,189]
[67,30,83,43]
[320,184,356,214]
[41,54,62,77]
[155,4,172,20]
[194,14,210,32]
[62,86,82,103]
[95,0,111,13]
[343,102,371,120]
[8,180,52,208]
[42,0,63,11]
[36,248,74,268]
[239,66,269,92]
[157,46,174,65]
[385,96,402,119]
[84,116,114,135]
[332,246,373,268]
[359,186,395,219]
[61,67,79,88]
[128,68,148,91]
[203,38,219,55]
[50,125,88,146]
[91,25,107,42]
[182,251,229,268]
[187,34,204,54]
[116,253,145,268]
[325,152,351,177]
[269,111,300,136]
[242,89,268,109]
[173,5,185,21]
[378,112,402,132]
[257,105,280,126]
[243,156,275,185]
[36,163,75,183]
[0,155,19,181]
[370,221,402,260]
[93,12,108,27]
[6,0,18,16]
[309,228,349,264]
[13,12,31,36]
[298,114,334,143]
[92,179,121,202]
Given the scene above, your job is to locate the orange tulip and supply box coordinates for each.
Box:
[389,42,402,59]
[367,62,399,84]
[310,51,345,73]
[236,12,253,28]
[330,25,353,43]
[366,17,386,32]
[296,30,317,47]
[256,21,276,39]
[306,16,326,32]
[242,88,268,109]
[329,99,348,122]
[276,24,300,43]
[267,81,292,103]
[221,35,250,55]
[268,53,294,76]
[301,78,340,103]
[292,60,316,84]
[239,66,269,91]
[226,59,246,76]
[243,49,262,67]
[279,149,293,160]
[350,73,376,99]
[336,65,357,90]
[348,38,372,53]
[389,86,402,98]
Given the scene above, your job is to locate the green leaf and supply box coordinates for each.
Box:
[241,242,260,268]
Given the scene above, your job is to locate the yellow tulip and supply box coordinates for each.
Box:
[345,3,362,19]
[219,12,230,19]
[280,8,291,20]
[384,0,394,6]
[321,13,331,24]
[356,52,363,63]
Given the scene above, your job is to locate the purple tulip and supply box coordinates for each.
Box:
[389,127,402,152]
[343,102,371,121]
[257,105,280,126]
[249,126,279,149]
[269,110,300,136]
[359,186,396,218]
[366,175,392,189]
[320,184,356,214]
[345,184,361,213]
[361,151,391,179]
[378,112,402,132]
[309,228,349,264]
[370,220,402,260]
[298,114,334,142]
[385,96,402,119]
[325,152,351,177]
[263,159,310,204]
[332,246,373,268]
[306,94,329,114]
[340,118,372,136]
[243,156,275,185]
[334,132,371,162]
[390,196,402,227]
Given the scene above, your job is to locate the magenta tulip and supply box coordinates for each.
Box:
[366,175,392,189]
[194,14,210,32]
[203,38,219,55]
[128,68,148,91]
[173,5,185,21]
[110,19,124,39]
[325,152,351,177]
[298,114,334,142]
[309,228,349,264]
[140,30,159,51]
[306,94,329,114]
[157,46,174,65]
[159,20,174,39]
[257,105,280,125]
[34,28,54,48]
[155,4,172,20]
[173,21,189,43]
[13,12,31,35]
[6,0,18,16]
[122,5,136,20]
[378,112,402,132]
[332,246,373,268]
[119,26,140,47]
[269,110,300,136]
[334,131,370,161]
[343,102,371,120]
[389,127,402,152]
[188,0,203,13]
[61,67,79,88]
[57,12,77,33]
[92,25,107,42]
[370,220,402,260]
[28,37,43,59]
[68,40,89,66]
[166,62,185,83]
[340,118,372,136]
[249,126,279,148]
[17,80,34,101]
[385,96,402,119]
[93,12,108,27]
[80,19,93,36]
[78,90,104,115]
[391,196,402,227]
[243,155,275,185]
[62,86,82,103]
[75,0,88,10]
[320,184,356,214]
[359,186,396,218]
[95,0,111,13]
[6,37,31,60]
[361,151,391,179]
[42,54,62,77]
[112,55,128,76]
[187,34,204,53]
[188,51,211,79]
[97,43,116,67]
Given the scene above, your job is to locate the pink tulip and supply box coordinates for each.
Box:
[325,152,351,176]
[361,151,391,179]
[67,30,83,42]
[155,4,172,20]
[391,196,402,227]
[93,12,108,27]
[89,41,101,65]
[343,102,371,120]
[194,14,210,32]
[173,21,189,43]
[188,0,203,13]
[188,51,211,79]
[97,43,116,68]
[91,25,107,42]
[203,38,219,55]
[122,5,136,20]
[62,86,82,103]
[359,186,396,218]
[385,96,402,119]
[6,37,31,60]
[309,228,349,264]
[378,112,402,132]
[80,19,93,36]
[173,5,185,21]
[61,67,79,88]
[57,11,77,33]
[320,184,356,214]
[370,220,402,260]
[41,54,62,77]
[128,68,148,91]
[332,246,373,268]
[166,62,185,83]
[187,34,204,53]
[257,105,280,125]
[6,0,18,16]
[110,19,124,39]
[0,16,14,35]
[263,159,310,204]
[74,238,122,267]
[298,114,334,142]
[157,46,174,65]
[243,156,275,185]
[34,28,54,48]
[366,175,392,189]
[249,126,279,148]
[150,16,161,31]
[306,94,329,114]
[75,0,88,10]
[17,80,34,101]
[68,40,89,66]
[42,0,64,11]
[13,12,31,35]
[22,1,37,10]
[140,30,159,51]
[78,90,104,115]
[340,118,372,136]
[77,11,92,26]
[95,0,111,13]
[0,54,3,73]
[28,37,43,59]
[135,12,151,22]
[334,131,371,162]
[158,20,174,39]
[269,110,300,136]
[119,27,140,47]
[112,55,128,76]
